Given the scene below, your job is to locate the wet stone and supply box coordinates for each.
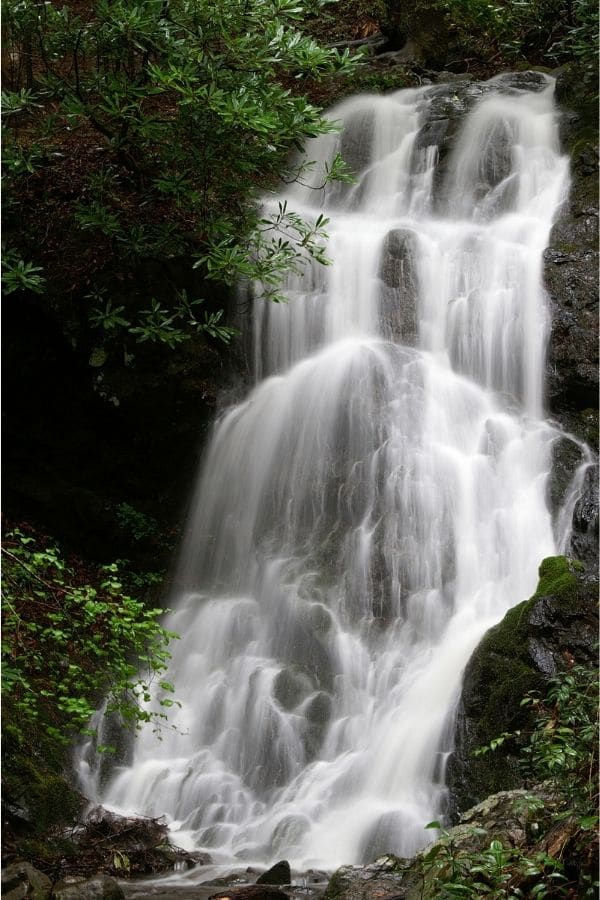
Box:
[256,861,291,885]
[53,874,125,899]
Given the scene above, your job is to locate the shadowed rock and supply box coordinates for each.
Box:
[256,860,292,885]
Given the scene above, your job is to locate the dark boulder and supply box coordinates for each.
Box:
[256,860,291,885]
[446,556,598,817]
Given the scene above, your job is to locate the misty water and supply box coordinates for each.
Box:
[79,73,574,873]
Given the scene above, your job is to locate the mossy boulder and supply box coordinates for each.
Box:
[2,717,84,840]
[446,556,598,816]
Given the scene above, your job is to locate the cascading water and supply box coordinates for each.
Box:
[80,73,572,871]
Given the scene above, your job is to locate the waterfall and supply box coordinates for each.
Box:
[81,73,571,871]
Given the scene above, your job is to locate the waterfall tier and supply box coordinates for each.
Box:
[80,72,571,871]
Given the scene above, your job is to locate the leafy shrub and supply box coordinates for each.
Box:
[439,0,598,80]
[422,829,567,898]
[1,529,178,747]
[114,503,158,542]
[520,664,599,823]
[1,0,359,343]
[422,663,599,897]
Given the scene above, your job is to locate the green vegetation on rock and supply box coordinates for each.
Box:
[446,555,598,814]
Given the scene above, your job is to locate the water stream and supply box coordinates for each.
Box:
[79,73,572,872]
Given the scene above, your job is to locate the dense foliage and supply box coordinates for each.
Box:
[423,663,599,897]
[438,0,598,78]
[1,528,177,746]
[2,0,358,349]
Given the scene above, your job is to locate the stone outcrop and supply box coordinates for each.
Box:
[446,556,598,817]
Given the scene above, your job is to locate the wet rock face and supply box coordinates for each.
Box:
[378,229,418,344]
[321,786,564,900]
[543,68,599,575]
[545,234,599,415]
[569,464,599,567]
[545,74,599,427]
[548,434,598,576]
[446,556,598,818]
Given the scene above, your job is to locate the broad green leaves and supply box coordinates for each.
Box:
[1,530,179,744]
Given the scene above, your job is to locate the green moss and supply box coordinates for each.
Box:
[4,756,82,834]
[322,868,349,900]
[535,555,581,598]
[473,556,582,677]
[453,555,596,806]
[556,241,578,253]
[2,698,83,837]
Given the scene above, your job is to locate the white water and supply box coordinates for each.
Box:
[81,74,571,871]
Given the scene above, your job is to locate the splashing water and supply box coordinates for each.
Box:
[80,73,571,871]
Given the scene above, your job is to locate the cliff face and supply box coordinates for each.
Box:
[546,72,599,425]
[543,67,599,576]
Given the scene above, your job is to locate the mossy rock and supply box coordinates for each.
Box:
[3,756,83,836]
[446,557,598,816]
[2,700,85,859]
